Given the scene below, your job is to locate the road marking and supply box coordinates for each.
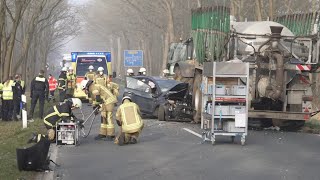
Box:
[183,128,202,138]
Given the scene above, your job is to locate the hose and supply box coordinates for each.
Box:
[81,107,99,138]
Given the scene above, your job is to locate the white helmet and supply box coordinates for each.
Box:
[122,96,132,103]
[163,69,169,74]
[88,65,94,70]
[97,67,104,72]
[127,69,134,75]
[71,98,82,109]
[139,67,146,73]
[68,67,73,71]
[61,67,67,71]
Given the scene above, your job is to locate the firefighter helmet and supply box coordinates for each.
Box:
[139,67,146,73]
[61,67,67,71]
[97,67,104,72]
[68,67,73,70]
[70,98,82,109]
[122,96,132,103]
[88,65,94,70]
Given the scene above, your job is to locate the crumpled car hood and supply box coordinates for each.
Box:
[167,83,189,100]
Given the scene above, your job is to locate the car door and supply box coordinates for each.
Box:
[125,77,154,114]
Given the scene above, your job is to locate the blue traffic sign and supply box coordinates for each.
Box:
[124,50,143,67]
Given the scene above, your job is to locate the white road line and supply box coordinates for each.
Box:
[183,128,202,138]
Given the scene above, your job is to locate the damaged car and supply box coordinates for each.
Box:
[123,76,193,121]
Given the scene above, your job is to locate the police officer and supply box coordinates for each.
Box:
[58,67,68,102]
[29,70,49,120]
[1,77,14,121]
[94,67,107,87]
[114,96,144,145]
[126,69,134,76]
[138,67,146,76]
[86,80,117,140]
[12,74,25,120]
[66,67,76,98]
[28,98,82,143]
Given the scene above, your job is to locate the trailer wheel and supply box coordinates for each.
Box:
[158,105,166,121]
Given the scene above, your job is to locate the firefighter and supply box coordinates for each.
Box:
[126,69,134,76]
[85,65,96,104]
[12,74,25,120]
[162,69,170,78]
[1,77,14,121]
[58,67,68,102]
[66,67,76,98]
[28,98,83,143]
[86,80,117,140]
[106,77,119,97]
[29,70,49,120]
[48,74,58,102]
[94,67,107,87]
[85,65,95,81]
[138,67,146,76]
[114,96,144,145]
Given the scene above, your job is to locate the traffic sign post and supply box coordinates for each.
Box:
[124,50,143,67]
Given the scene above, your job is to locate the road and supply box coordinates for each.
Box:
[51,103,320,180]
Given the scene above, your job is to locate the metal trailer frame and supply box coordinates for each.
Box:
[201,62,250,145]
[56,122,80,146]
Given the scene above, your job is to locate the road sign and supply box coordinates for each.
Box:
[124,50,143,67]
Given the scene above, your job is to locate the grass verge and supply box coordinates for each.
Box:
[0,119,46,180]
[0,95,56,180]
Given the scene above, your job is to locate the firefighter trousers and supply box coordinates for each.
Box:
[59,90,66,102]
[100,104,115,137]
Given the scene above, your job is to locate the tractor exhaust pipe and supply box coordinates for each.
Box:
[267,26,284,100]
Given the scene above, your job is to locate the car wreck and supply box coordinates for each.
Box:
[123,76,193,121]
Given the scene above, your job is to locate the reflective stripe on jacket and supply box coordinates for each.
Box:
[43,103,71,127]
[116,101,143,133]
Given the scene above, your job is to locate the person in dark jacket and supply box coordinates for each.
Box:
[29,70,49,120]
[57,67,68,102]
[12,74,25,121]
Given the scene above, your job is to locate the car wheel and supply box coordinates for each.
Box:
[158,105,166,121]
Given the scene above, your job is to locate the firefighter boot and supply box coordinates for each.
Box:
[117,133,125,146]
[94,134,106,140]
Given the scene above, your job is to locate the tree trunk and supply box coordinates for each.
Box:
[117,36,122,78]
[197,0,201,8]
[255,0,262,21]
[162,31,169,71]
[268,0,273,21]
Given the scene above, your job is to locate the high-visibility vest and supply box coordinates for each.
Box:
[2,81,13,100]
[21,80,25,89]
[0,83,3,98]
[118,102,143,133]
[49,78,58,91]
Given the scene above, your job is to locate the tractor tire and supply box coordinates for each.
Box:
[192,72,202,123]
[158,105,166,121]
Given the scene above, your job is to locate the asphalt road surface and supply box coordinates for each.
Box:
[51,102,320,180]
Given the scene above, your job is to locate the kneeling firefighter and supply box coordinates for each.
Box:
[114,96,144,145]
[28,98,83,143]
[85,80,118,140]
